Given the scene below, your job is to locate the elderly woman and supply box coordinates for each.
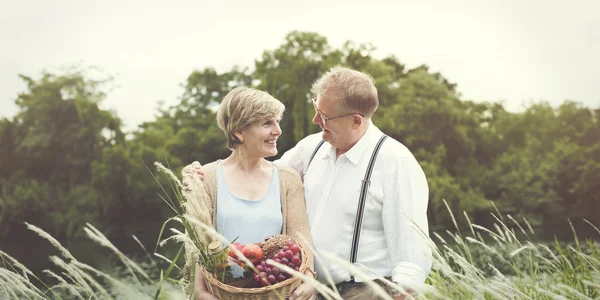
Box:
[183,86,315,300]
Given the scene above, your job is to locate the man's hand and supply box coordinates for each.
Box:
[392,288,416,300]
[288,282,315,300]
[182,161,205,191]
[183,161,204,178]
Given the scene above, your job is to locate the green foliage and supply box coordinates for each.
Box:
[254,31,342,153]
[0,30,599,244]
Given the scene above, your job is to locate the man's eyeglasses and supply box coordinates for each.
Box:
[312,97,364,125]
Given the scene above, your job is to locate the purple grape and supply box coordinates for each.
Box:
[291,255,301,265]
[290,244,300,254]
[261,278,269,287]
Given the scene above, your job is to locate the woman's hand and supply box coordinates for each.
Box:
[193,291,219,300]
[192,262,219,300]
[289,282,316,300]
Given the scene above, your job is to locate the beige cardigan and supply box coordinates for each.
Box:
[183,160,314,280]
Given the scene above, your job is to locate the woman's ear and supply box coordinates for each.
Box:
[234,131,244,143]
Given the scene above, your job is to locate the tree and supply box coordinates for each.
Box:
[0,68,123,238]
[254,31,343,154]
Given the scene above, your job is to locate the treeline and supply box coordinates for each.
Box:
[1,31,598,242]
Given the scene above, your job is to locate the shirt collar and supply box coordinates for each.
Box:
[320,120,380,166]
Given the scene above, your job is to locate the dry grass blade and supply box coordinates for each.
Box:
[507,214,531,239]
[583,219,600,236]
[83,223,152,284]
[0,269,25,299]
[463,211,475,237]
[510,245,533,257]
[43,269,85,300]
[319,251,395,300]
[266,259,342,300]
[291,231,340,296]
[0,268,45,299]
[0,250,36,281]
[443,199,460,234]
[556,283,593,300]
[25,222,76,261]
[73,261,150,299]
[582,279,600,290]
[49,256,104,299]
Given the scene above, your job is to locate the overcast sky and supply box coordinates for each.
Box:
[1,0,599,131]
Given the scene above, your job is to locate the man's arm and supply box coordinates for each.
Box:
[275,145,304,176]
[382,155,433,293]
[274,135,317,179]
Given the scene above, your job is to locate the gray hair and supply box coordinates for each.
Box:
[311,66,379,117]
[217,86,285,149]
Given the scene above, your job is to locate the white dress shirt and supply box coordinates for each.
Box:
[277,121,432,288]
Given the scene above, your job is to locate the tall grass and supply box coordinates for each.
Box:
[1,165,598,299]
[424,200,600,299]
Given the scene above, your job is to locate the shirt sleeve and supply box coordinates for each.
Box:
[275,138,310,179]
[382,154,433,288]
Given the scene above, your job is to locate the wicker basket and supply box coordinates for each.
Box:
[200,238,309,300]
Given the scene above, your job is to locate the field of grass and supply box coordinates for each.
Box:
[1,164,598,299]
[1,203,598,299]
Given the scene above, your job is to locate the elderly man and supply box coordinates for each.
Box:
[276,67,432,299]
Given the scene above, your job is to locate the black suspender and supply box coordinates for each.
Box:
[305,135,389,282]
[350,134,388,281]
[307,140,325,170]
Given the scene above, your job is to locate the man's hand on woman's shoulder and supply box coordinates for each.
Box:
[182,161,205,191]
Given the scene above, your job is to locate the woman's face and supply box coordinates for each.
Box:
[235,116,282,158]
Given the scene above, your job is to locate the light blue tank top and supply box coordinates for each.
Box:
[216,161,283,245]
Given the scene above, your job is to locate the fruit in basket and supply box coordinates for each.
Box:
[228,242,245,259]
[242,244,264,264]
[291,255,301,265]
[261,234,296,258]
[290,243,300,254]
[249,241,303,286]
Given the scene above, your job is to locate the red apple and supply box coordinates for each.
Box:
[228,242,245,259]
[242,244,264,264]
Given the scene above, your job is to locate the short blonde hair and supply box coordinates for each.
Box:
[217,86,285,149]
[311,66,379,117]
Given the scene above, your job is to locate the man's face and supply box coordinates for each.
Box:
[312,95,354,149]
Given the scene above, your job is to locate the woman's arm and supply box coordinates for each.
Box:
[283,169,314,270]
[282,168,316,300]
